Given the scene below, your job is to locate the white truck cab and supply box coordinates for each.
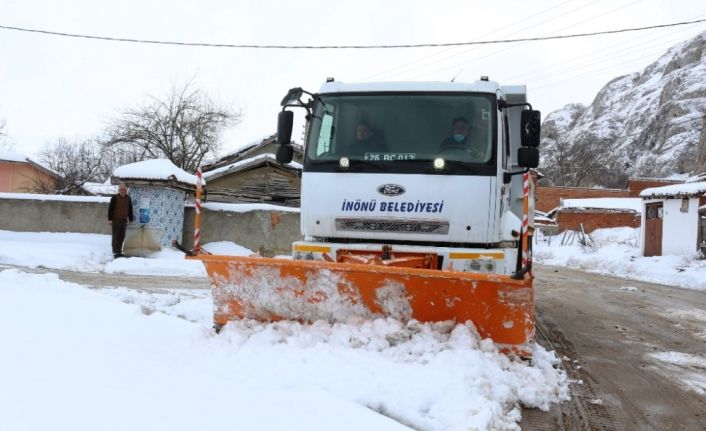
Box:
[276,78,540,276]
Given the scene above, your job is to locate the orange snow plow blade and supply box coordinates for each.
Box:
[193,255,534,357]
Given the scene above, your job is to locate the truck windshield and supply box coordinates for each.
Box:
[304,92,496,174]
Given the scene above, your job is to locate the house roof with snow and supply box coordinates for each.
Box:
[560,198,643,213]
[639,181,706,199]
[0,150,60,179]
[83,181,118,196]
[203,153,302,181]
[202,134,304,172]
[112,159,205,190]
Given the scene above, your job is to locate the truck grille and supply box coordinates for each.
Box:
[335,218,449,234]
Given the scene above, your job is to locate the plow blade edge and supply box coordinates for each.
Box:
[194,255,535,356]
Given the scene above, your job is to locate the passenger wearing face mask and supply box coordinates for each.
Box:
[438,116,485,159]
[439,116,472,149]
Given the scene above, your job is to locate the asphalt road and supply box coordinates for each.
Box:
[522,264,706,431]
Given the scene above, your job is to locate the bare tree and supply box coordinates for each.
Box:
[0,118,13,151]
[96,145,143,181]
[102,83,239,172]
[541,133,626,188]
[33,138,104,195]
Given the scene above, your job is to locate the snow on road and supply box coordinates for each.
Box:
[648,351,706,395]
[0,230,254,277]
[0,269,568,431]
[534,227,706,291]
[3,227,702,290]
[0,231,569,430]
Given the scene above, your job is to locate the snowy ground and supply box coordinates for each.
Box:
[0,230,569,431]
[0,230,259,276]
[534,227,706,291]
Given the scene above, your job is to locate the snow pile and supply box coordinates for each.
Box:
[0,268,569,431]
[214,265,374,321]
[113,159,205,186]
[202,240,255,255]
[0,230,113,271]
[534,227,706,290]
[105,249,206,276]
[0,230,207,276]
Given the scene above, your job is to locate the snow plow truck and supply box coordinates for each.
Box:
[194,77,541,357]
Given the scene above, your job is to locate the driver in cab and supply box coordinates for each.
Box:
[440,116,471,149]
[439,116,485,160]
[351,122,386,156]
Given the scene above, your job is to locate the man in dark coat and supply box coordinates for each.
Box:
[108,182,134,258]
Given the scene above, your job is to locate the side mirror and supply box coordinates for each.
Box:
[280,87,304,107]
[517,147,539,168]
[520,110,541,147]
[276,144,294,164]
[277,110,293,146]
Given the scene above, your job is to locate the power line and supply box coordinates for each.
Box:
[1,18,705,49]
[396,0,604,78]
[505,20,704,83]
[358,0,579,81]
[407,0,647,80]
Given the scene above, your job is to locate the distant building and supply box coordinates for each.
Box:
[202,135,303,207]
[535,177,686,235]
[535,177,683,214]
[549,198,642,233]
[640,182,706,256]
[0,151,60,193]
[202,134,304,171]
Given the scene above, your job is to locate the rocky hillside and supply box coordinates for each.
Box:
[540,31,706,188]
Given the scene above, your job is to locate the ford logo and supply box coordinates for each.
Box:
[377,184,406,196]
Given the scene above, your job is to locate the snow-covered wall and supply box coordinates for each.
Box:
[0,193,302,256]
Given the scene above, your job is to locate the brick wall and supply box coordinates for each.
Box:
[626,179,683,197]
[556,209,641,233]
[536,186,631,213]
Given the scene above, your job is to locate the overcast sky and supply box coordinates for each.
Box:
[1,0,705,159]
